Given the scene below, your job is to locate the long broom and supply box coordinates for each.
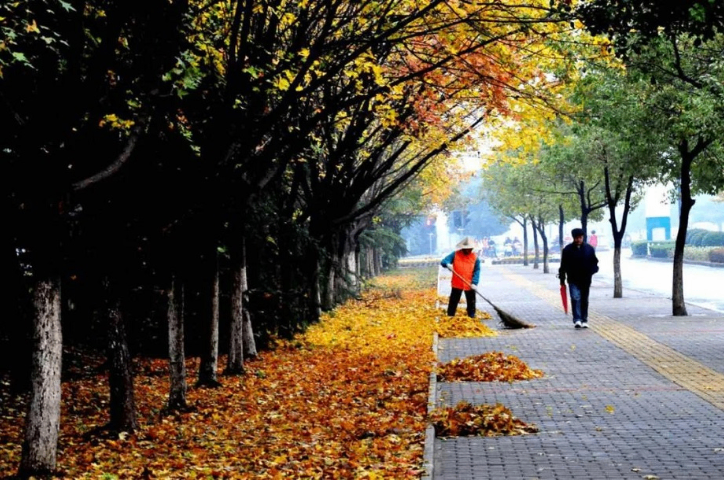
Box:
[447,266,535,329]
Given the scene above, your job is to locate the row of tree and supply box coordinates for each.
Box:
[481,0,724,314]
[1,0,580,476]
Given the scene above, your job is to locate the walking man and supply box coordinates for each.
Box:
[441,237,481,318]
[559,228,599,328]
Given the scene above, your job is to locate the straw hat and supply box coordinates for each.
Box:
[455,236,476,251]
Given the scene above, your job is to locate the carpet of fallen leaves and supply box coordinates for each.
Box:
[0,269,441,479]
[437,352,544,383]
[435,314,496,338]
[429,401,539,437]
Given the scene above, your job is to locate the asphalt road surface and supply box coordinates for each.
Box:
[595,248,724,314]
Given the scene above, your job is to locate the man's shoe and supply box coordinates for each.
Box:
[574,320,582,328]
[581,322,589,328]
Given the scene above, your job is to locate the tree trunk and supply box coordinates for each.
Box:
[673,144,697,316]
[19,275,62,477]
[104,277,138,432]
[322,253,336,311]
[167,277,187,410]
[531,217,540,269]
[537,217,549,274]
[197,253,221,387]
[522,217,529,266]
[605,170,634,299]
[558,205,565,252]
[226,237,245,375]
[242,309,258,359]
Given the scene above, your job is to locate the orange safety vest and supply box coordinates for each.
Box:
[451,251,477,290]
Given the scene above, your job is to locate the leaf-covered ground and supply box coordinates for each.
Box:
[435,313,496,338]
[437,352,544,382]
[429,401,539,437]
[0,269,441,479]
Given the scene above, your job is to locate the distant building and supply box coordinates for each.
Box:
[645,184,672,241]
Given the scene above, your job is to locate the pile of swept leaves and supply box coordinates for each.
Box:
[437,352,544,382]
[429,401,538,437]
[435,313,496,338]
[0,269,439,479]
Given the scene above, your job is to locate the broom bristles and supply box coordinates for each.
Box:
[494,306,535,329]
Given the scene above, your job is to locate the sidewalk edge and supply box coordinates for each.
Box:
[421,331,438,480]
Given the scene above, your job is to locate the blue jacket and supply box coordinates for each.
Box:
[441,251,481,285]
[559,242,599,285]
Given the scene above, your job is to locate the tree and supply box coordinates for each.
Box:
[578,3,724,314]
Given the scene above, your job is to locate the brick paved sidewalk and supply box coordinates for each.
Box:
[430,263,724,480]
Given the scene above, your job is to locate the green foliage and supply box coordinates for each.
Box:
[631,240,648,256]
[686,228,710,245]
[701,231,724,246]
[649,242,675,258]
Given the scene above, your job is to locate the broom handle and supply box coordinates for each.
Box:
[447,266,495,308]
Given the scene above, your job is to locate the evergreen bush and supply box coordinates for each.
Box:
[686,228,708,246]
[631,241,648,257]
[649,242,674,258]
[701,231,724,247]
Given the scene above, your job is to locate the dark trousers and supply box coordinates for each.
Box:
[447,288,476,318]
[569,282,591,322]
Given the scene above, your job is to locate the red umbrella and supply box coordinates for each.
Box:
[560,284,568,314]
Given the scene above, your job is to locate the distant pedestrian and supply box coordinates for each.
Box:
[440,236,481,318]
[589,230,598,248]
[558,228,599,328]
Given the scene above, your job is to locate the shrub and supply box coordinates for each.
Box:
[631,241,648,257]
[684,246,714,262]
[710,248,724,264]
[686,228,709,246]
[649,242,674,258]
[701,231,724,247]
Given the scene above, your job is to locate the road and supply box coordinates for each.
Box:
[595,248,724,313]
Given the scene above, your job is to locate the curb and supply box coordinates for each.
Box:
[638,255,724,268]
[421,331,438,480]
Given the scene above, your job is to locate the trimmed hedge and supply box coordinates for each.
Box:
[711,248,724,263]
[631,241,648,256]
[686,229,724,247]
[686,228,709,246]
[684,247,712,262]
[649,242,674,258]
[701,231,724,247]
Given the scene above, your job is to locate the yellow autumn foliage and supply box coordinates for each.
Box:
[436,314,497,338]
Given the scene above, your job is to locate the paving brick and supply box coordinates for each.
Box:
[430,264,724,479]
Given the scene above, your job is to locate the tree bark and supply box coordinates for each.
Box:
[226,236,246,374]
[104,277,138,432]
[322,252,337,311]
[522,217,529,266]
[197,253,221,387]
[531,216,540,269]
[558,205,565,252]
[167,277,187,410]
[604,169,634,299]
[672,141,699,316]
[19,275,62,477]
[536,216,549,274]
[242,309,258,359]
